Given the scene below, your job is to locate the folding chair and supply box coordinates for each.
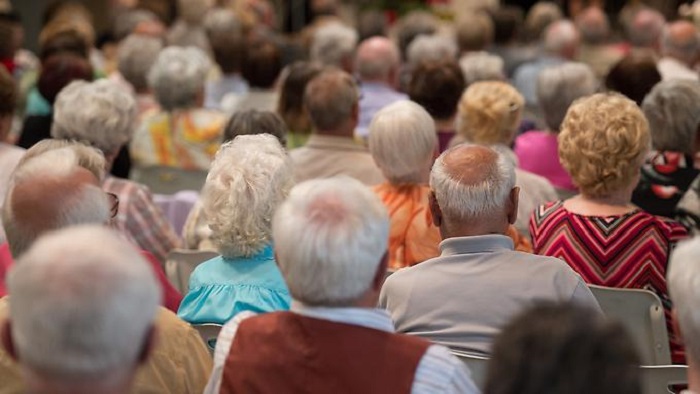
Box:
[131,166,208,195]
[165,249,218,294]
[589,285,671,365]
[639,365,688,394]
[451,350,490,391]
[192,323,223,356]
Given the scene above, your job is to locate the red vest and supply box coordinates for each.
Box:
[221,311,431,394]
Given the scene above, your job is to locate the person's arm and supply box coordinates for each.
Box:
[411,345,480,394]
[203,311,257,394]
[126,183,181,262]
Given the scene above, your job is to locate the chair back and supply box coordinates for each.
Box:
[165,249,218,293]
[131,166,208,195]
[639,365,688,394]
[192,323,223,356]
[589,285,671,365]
[451,350,490,390]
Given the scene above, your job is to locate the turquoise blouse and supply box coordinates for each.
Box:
[177,245,291,324]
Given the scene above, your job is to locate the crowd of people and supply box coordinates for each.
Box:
[2,0,700,392]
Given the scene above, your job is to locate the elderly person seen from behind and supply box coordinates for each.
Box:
[515,62,597,193]
[310,22,357,73]
[370,101,530,270]
[633,80,700,232]
[116,33,164,117]
[131,46,225,170]
[177,134,293,325]
[51,79,180,264]
[530,92,689,363]
[451,80,558,237]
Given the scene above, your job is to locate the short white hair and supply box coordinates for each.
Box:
[430,145,516,219]
[117,34,164,92]
[310,22,358,68]
[148,46,212,111]
[407,34,458,67]
[459,51,505,85]
[272,177,389,306]
[202,134,293,258]
[642,79,700,154]
[9,226,160,384]
[537,62,598,131]
[2,148,110,258]
[668,237,700,362]
[369,100,436,184]
[544,20,579,55]
[51,80,137,155]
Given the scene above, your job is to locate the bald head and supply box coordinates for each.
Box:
[576,6,609,44]
[662,21,700,65]
[2,149,110,258]
[544,20,580,59]
[628,8,665,48]
[304,68,359,135]
[355,37,400,83]
[429,144,517,235]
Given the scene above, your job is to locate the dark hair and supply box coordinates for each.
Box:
[242,35,282,89]
[485,303,641,394]
[277,61,324,134]
[408,60,466,120]
[38,53,93,104]
[223,109,288,147]
[0,65,16,115]
[491,6,524,44]
[39,29,89,61]
[605,52,661,106]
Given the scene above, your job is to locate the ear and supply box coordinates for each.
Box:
[1,320,17,361]
[507,187,520,225]
[137,325,157,365]
[372,252,389,291]
[428,191,443,227]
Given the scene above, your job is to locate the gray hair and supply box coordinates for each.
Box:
[304,68,358,131]
[456,12,494,53]
[668,237,700,362]
[575,7,610,44]
[369,101,436,184]
[642,79,700,154]
[524,2,563,41]
[544,20,579,55]
[430,145,516,220]
[627,8,665,48]
[113,9,159,40]
[117,34,164,92]
[406,34,458,67]
[537,62,598,132]
[148,46,212,111]
[355,37,400,81]
[396,10,439,58]
[459,51,505,85]
[9,226,159,384]
[2,148,110,258]
[51,80,137,155]
[202,134,293,258]
[310,22,358,68]
[272,177,389,306]
[204,8,241,37]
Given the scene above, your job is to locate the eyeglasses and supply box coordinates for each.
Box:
[106,192,119,219]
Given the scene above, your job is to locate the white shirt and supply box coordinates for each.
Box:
[657,57,699,81]
[204,302,480,394]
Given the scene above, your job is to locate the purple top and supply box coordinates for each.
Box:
[356,82,408,138]
[514,130,576,191]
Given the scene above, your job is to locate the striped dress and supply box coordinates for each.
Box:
[530,201,689,363]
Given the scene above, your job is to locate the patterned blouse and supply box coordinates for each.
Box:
[530,201,689,363]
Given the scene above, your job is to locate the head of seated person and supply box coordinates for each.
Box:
[276,61,324,137]
[37,52,93,105]
[558,93,650,201]
[310,22,357,72]
[51,79,136,166]
[369,101,436,186]
[222,109,288,146]
[537,62,597,133]
[117,33,165,95]
[575,6,611,46]
[303,68,359,138]
[147,46,211,112]
[605,52,661,106]
[395,10,437,61]
[406,34,458,69]
[485,302,640,394]
[408,59,465,133]
[355,36,401,88]
[456,81,524,146]
[2,142,109,258]
[204,8,244,78]
[2,225,160,394]
[242,34,282,90]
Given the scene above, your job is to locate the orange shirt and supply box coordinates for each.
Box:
[374,183,532,269]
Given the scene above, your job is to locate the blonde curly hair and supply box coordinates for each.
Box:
[558,93,650,198]
[456,81,524,145]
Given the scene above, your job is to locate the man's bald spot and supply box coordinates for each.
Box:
[667,21,698,47]
[356,37,399,80]
[442,145,499,187]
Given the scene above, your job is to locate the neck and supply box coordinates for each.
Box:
[688,357,700,392]
[440,217,509,240]
[314,125,355,138]
[435,116,455,131]
[580,190,633,207]
[361,77,392,87]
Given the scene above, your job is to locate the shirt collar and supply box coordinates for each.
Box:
[290,300,395,333]
[439,234,514,256]
[305,135,367,152]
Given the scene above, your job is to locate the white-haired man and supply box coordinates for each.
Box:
[380,144,600,355]
[658,20,700,81]
[204,177,479,393]
[355,36,407,139]
[290,68,384,185]
[1,226,160,394]
[513,19,580,110]
[51,79,180,264]
[668,237,700,392]
[0,144,212,394]
[310,22,358,73]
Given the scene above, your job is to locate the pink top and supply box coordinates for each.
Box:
[514,130,576,191]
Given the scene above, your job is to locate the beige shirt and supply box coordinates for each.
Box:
[289,135,385,186]
[0,299,212,394]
